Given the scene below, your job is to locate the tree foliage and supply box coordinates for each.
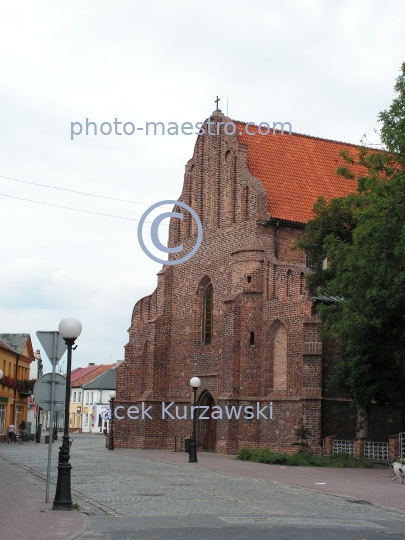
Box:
[291,418,313,453]
[295,63,405,415]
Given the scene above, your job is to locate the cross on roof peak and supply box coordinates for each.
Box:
[213,96,222,113]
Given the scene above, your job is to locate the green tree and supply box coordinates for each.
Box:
[296,63,405,437]
[291,418,313,453]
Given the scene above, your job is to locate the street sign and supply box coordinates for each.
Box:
[36,331,67,365]
[33,373,66,412]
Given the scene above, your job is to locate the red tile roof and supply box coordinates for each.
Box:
[71,364,114,387]
[71,365,100,384]
[235,123,368,224]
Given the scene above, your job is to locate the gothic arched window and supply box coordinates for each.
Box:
[203,285,213,345]
[243,185,249,220]
[286,270,292,297]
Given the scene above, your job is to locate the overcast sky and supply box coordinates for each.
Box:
[0,0,404,374]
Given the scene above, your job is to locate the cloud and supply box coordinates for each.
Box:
[0,0,404,367]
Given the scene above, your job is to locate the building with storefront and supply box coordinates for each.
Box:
[0,334,35,442]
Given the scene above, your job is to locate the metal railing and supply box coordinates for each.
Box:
[363,441,388,461]
[400,432,405,460]
[332,439,355,456]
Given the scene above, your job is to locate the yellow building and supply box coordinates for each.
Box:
[0,334,35,442]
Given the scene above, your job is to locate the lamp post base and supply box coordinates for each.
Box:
[53,435,72,510]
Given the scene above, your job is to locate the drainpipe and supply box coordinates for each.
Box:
[275,221,280,259]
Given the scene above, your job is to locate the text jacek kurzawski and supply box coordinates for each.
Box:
[92,402,274,423]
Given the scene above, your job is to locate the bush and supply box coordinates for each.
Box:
[287,452,318,467]
[252,448,288,464]
[236,447,384,468]
[236,447,252,461]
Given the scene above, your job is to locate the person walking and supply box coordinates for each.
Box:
[19,420,26,444]
[7,423,16,443]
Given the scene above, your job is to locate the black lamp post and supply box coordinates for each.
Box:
[189,376,201,463]
[108,391,116,450]
[53,317,82,510]
[35,405,41,443]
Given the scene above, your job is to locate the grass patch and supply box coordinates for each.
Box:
[236,447,385,468]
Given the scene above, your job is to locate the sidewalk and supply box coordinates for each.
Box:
[115,448,405,511]
[0,460,87,540]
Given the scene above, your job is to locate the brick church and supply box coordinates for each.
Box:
[114,107,403,453]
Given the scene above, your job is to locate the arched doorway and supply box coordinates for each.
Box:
[197,390,216,452]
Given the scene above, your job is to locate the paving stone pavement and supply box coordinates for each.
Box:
[0,459,86,540]
[1,434,405,540]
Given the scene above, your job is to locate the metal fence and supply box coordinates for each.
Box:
[400,432,405,460]
[332,439,355,456]
[363,441,389,461]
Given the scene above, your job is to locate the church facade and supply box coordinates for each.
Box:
[114,110,403,453]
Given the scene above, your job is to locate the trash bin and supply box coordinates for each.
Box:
[184,437,191,453]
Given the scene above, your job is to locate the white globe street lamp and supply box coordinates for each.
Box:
[189,376,201,463]
[0,369,3,379]
[58,318,82,339]
[53,317,82,510]
[190,377,201,388]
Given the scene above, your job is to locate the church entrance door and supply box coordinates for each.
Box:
[198,392,216,452]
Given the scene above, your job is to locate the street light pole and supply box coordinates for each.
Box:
[53,318,82,510]
[108,391,116,450]
[189,377,201,463]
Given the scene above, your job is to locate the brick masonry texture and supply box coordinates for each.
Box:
[115,112,403,454]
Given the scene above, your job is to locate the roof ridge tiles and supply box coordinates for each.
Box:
[233,120,384,150]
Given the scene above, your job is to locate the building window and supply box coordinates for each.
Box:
[73,391,76,403]
[247,275,252,283]
[305,253,319,272]
[90,392,94,404]
[250,332,255,346]
[85,392,89,405]
[203,285,213,345]
[78,392,81,402]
